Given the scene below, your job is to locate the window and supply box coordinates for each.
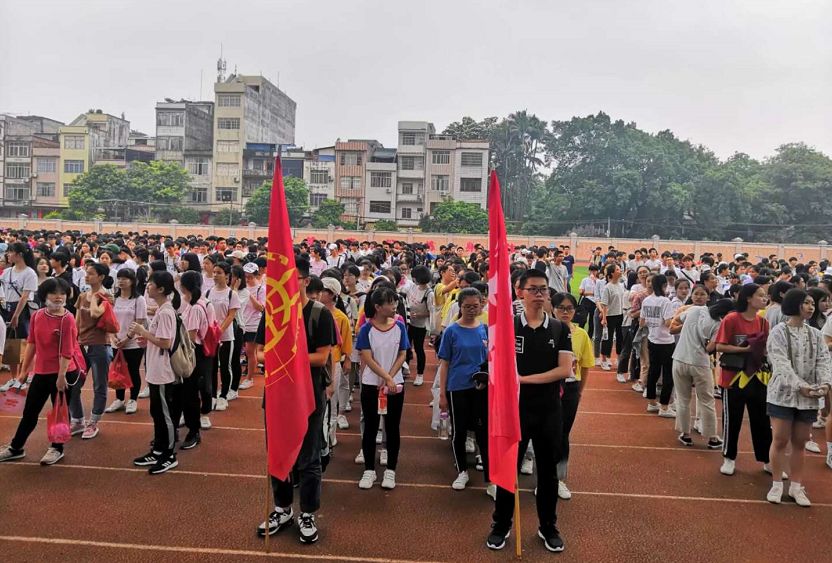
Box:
[310,169,329,184]
[431,175,449,192]
[401,207,412,219]
[339,152,362,166]
[37,158,57,173]
[310,193,327,207]
[5,163,31,179]
[369,201,392,214]
[343,200,359,215]
[217,94,241,107]
[64,160,84,174]
[431,151,450,165]
[6,142,30,157]
[216,163,240,177]
[63,135,85,150]
[4,186,30,201]
[461,152,483,167]
[187,157,209,176]
[36,182,56,197]
[215,188,238,201]
[460,178,482,192]
[190,188,208,203]
[216,140,239,153]
[400,132,424,146]
[400,182,413,195]
[218,118,240,130]
[399,156,424,171]
[63,184,74,196]
[157,136,183,151]
[157,112,184,127]
[370,172,392,188]
[339,176,360,190]
[242,182,258,197]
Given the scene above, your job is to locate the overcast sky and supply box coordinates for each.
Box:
[2,0,830,159]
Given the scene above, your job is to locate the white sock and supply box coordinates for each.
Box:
[789,481,801,492]
[770,480,783,489]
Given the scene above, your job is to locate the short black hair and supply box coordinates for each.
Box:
[37,277,71,303]
[781,288,809,317]
[519,268,548,288]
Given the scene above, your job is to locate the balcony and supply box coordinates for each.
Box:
[397,168,424,179]
[396,192,422,203]
[396,144,425,155]
[243,167,272,178]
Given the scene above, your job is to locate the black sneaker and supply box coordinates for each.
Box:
[538,527,565,552]
[678,434,694,447]
[148,454,178,475]
[298,512,319,544]
[181,433,201,450]
[486,523,511,550]
[257,507,294,537]
[133,451,161,467]
[707,437,724,450]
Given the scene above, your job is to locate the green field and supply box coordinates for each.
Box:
[571,265,589,298]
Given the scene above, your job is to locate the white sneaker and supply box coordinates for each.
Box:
[486,483,497,501]
[200,416,212,430]
[788,483,811,507]
[0,379,16,392]
[354,450,365,464]
[344,402,352,413]
[465,436,476,454]
[125,400,138,415]
[216,397,228,411]
[402,363,410,376]
[211,398,217,410]
[558,481,572,500]
[414,374,424,386]
[379,449,388,467]
[359,469,377,489]
[376,430,383,444]
[646,403,660,413]
[138,386,150,399]
[179,414,185,427]
[720,458,736,476]
[642,389,648,398]
[520,457,534,475]
[452,471,470,490]
[805,440,822,453]
[238,378,254,390]
[595,358,601,366]
[337,415,349,430]
[812,415,826,429]
[615,373,627,383]
[104,399,125,413]
[632,382,644,393]
[693,418,703,435]
[381,469,396,490]
[763,463,789,480]
[39,447,64,466]
[766,482,783,504]
[658,408,677,418]
[826,454,832,470]
[227,390,238,401]
[600,360,611,371]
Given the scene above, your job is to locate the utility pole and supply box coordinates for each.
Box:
[607,217,611,238]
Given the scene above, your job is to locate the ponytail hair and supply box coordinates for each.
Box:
[179,271,203,305]
[8,241,36,270]
[150,270,181,310]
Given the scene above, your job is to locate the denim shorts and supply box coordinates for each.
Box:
[766,402,817,424]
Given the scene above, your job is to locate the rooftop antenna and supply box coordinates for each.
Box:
[217,44,226,83]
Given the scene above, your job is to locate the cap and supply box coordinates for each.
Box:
[327,243,337,250]
[734,253,744,260]
[321,277,342,295]
[104,244,121,254]
[243,262,259,274]
[231,250,246,260]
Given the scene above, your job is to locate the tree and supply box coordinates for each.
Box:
[373,219,398,231]
[443,116,498,140]
[312,199,345,229]
[419,200,488,234]
[212,207,244,226]
[244,177,310,226]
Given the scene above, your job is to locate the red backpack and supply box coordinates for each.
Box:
[199,299,222,358]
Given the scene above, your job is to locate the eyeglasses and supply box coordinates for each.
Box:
[556,306,575,313]
[461,304,480,310]
[523,287,549,295]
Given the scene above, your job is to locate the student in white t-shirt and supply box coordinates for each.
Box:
[207,261,241,412]
[355,286,410,491]
[640,274,676,416]
[239,262,265,390]
[105,269,147,415]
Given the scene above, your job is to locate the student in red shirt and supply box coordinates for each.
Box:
[0,278,81,466]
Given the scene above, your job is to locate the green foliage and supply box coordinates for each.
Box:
[158,205,201,225]
[373,219,398,231]
[244,177,310,226]
[43,211,63,219]
[419,200,488,234]
[312,199,346,229]
[212,207,244,226]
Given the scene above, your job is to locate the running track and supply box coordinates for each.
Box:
[1,350,830,562]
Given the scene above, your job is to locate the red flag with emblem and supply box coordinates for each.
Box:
[487,170,521,493]
[265,155,315,480]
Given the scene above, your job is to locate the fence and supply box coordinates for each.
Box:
[2,218,830,264]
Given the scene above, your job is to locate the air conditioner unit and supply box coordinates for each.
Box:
[31,172,38,178]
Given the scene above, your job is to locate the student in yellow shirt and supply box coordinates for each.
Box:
[552,292,595,501]
[434,264,460,319]
[319,277,353,443]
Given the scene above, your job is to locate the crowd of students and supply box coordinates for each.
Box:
[0,231,830,553]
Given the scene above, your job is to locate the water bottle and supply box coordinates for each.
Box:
[438,411,450,440]
[377,387,388,415]
[602,325,609,341]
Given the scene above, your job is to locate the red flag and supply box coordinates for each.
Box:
[264,156,315,480]
[487,170,521,493]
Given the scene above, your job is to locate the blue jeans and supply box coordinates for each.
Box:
[73,344,112,423]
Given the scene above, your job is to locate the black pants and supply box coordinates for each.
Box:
[270,395,324,513]
[582,299,597,338]
[149,382,176,455]
[558,381,581,480]
[447,387,489,481]
[213,341,233,399]
[722,377,771,462]
[646,342,675,404]
[616,323,637,375]
[11,372,79,453]
[494,400,562,532]
[361,384,404,471]
[193,345,214,415]
[115,348,145,401]
[170,345,207,435]
[408,326,427,375]
[231,327,244,392]
[601,314,624,357]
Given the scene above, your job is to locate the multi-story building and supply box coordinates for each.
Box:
[395,121,433,227]
[304,146,335,211]
[334,140,381,223]
[425,134,489,214]
[31,135,61,215]
[364,147,397,225]
[212,74,296,210]
[155,99,214,206]
[241,143,277,200]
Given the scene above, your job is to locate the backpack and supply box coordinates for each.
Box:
[168,314,196,380]
[306,301,332,387]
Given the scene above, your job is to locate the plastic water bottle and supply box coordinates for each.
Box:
[377,387,388,415]
[438,411,450,440]
[602,325,609,341]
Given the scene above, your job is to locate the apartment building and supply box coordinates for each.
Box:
[213,74,296,209]
[395,121,433,227]
[364,147,397,224]
[334,140,381,223]
[305,146,335,211]
[155,99,214,206]
[425,135,489,213]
